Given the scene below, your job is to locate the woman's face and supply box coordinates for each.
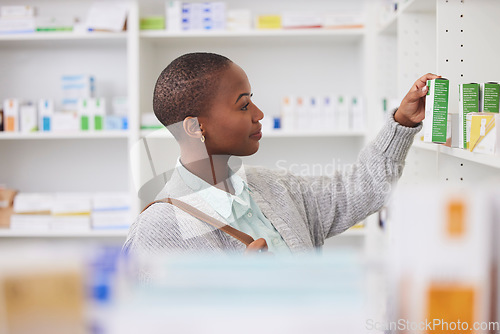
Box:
[199,63,264,156]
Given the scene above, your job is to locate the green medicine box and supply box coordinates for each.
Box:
[424,78,449,143]
[459,83,480,149]
[481,82,500,113]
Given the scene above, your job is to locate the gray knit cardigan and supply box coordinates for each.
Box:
[124,114,421,256]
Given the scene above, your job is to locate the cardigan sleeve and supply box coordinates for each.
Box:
[263,112,422,246]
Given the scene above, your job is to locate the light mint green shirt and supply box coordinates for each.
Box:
[176,159,291,254]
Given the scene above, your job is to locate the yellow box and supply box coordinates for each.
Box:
[468,112,499,154]
[256,15,281,29]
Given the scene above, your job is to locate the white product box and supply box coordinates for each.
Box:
[296,97,309,132]
[336,95,349,131]
[3,98,19,132]
[280,96,296,132]
[51,216,91,231]
[309,96,321,131]
[0,18,35,33]
[282,11,322,29]
[92,211,131,229]
[38,99,54,132]
[105,115,128,130]
[51,112,79,132]
[61,75,95,112]
[13,193,53,214]
[322,96,336,131]
[86,1,128,32]
[19,102,37,133]
[112,96,128,116]
[210,2,226,30]
[0,6,35,18]
[166,1,182,31]
[350,96,365,131]
[323,12,364,29]
[92,192,131,211]
[52,193,91,216]
[10,215,51,231]
[227,9,251,31]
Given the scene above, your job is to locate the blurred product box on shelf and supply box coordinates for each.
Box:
[0,108,4,131]
[181,2,226,31]
[36,16,73,32]
[86,1,128,32]
[51,112,79,132]
[105,115,128,130]
[350,96,365,131]
[10,192,131,231]
[227,9,251,31]
[0,187,17,229]
[141,112,164,130]
[0,5,35,33]
[0,5,35,18]
[52,193,92,231]
[0,5,35,34]
[281,12,322,29]
[255,15,281,30]
[38,99,54,132]
[19,101,37,133]
[389,186,494,332]
[424,78,449,143]
[91,192,132,229]
[77,98,106,131]
[279,94,364,133]
[140,16,165,30]
[0,247,87,334]
[458,83,480,149]
[336,95,349,131]
[323,12,364,29]
[166,0,182,31]
[480,82,500,114]
[61,74,95,112]
[11,193,53,231]
[467,113,500,155]
[3,98,19,132]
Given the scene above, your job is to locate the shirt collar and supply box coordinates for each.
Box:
[176,158,250,219]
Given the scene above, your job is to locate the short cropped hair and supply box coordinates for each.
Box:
[153,52,232,137]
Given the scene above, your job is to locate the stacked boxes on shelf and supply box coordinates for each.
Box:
[277,95,365,133]
[8,192,131,231]
[418,79,500,156]
[159,1,364,32]
[1,75,128,134]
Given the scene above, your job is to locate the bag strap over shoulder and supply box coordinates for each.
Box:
[142,197,255,247]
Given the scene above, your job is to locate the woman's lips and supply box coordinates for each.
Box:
[250,131,262,140]
[250,127,262,140]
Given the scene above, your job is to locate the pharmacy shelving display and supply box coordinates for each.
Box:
[0,0,371,243]
[383,0,500,185]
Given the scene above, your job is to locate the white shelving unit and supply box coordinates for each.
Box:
[400,0,500,185]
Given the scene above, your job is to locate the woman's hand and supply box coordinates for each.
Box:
[394,73,442,127]
[244,238,273,255]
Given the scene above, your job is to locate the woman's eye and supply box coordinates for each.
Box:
[241,102,250,111]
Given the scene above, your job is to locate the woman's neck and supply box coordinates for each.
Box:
[179,153,235,194]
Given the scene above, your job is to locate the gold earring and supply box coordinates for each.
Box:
[200,135,205,143]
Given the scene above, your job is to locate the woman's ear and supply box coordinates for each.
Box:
[182,116,203,140]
